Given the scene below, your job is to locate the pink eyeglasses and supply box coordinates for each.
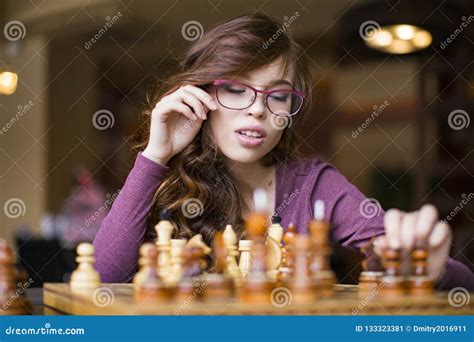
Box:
[211,79,306,117]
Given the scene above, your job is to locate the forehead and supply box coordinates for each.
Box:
[241,58,294,87]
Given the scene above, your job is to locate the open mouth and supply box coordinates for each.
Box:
[234,128,266,148]
[236,130,264,139]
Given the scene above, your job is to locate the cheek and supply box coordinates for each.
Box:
[266,127,284,148]
[207,109,232,142]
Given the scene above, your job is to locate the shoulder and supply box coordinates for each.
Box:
[281,155,347,183]
[278,155,359,199]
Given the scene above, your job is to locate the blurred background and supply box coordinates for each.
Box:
[0,0,473,286]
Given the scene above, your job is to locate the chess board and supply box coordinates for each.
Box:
[43,282,474,315]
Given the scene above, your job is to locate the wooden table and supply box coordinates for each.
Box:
[43,283,474,315]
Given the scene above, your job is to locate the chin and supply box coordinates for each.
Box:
[220,148,267,164]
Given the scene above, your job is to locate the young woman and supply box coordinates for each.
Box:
[93,13,473,290]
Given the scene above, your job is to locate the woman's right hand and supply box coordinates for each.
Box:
[142,85,217,166]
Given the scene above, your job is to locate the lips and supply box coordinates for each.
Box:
[234,125,267,148]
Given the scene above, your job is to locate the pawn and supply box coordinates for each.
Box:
[223,225,242,285]
[204,232,234,300]
[154,209,175,281]
[176,246,207,301]
[277,223,297,284]
[380,248,405,297]
[238,240,252,278]
[407,247,433,296]
[358,238,384,297]
[168,239,187,285]
[70,243,101,293]
[288,235,315,304]
[134,243,170,302]
[133,243,157,290]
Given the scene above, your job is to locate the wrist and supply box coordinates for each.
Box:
[141,148,170,167]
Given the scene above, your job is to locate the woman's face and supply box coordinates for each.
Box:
[206,58,295,165]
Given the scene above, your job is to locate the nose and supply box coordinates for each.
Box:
[246,93,267,119]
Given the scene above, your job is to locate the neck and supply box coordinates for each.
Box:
[227,159,274,196]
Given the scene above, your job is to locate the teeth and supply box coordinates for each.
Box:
[240,130,262,138]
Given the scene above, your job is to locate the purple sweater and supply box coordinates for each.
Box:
[93,152,473,290]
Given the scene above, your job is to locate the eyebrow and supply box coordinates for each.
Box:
[268,79,294,88]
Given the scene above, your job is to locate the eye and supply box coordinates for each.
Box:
[222,83,246,94]
[269,92,290,102]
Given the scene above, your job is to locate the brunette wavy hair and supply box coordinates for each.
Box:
[133,13,314,246]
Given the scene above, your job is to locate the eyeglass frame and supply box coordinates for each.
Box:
[211,79,307,117]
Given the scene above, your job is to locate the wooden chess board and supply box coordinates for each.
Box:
[43,282,474,315]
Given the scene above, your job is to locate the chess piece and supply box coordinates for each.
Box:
[169,239,187,285]
[134,243,171,302]
[238,240,252,278]
[407,247,433,296]
[70,243,101,293]
[277,223,297,284]
[358,238,384,297]
[154,209,175,282]
[176,245,207,301]
[0,239,31,315]
[380,248,406,297]
[308,200,335,297]
[241,188,273,303]
[223,225,242,286]
[288,235,315,303]
[187,234,212,255]
[204,232,234,300]
[266,216,283,278]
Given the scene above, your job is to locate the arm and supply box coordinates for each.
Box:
[310,162,474,291]
[309,163,385,249]
[93,152,169,283]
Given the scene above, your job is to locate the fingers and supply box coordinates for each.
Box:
[162,101,198,122]
[178,90,208,120]
[373,235,387,257]
[384,208,404,249]
[180,85,218,111]
[414,204,438,246]
[399,212,417,250]
[428,221,452,249]
[156,84,218,122]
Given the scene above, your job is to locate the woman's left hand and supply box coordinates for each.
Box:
[374,204,452,282]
